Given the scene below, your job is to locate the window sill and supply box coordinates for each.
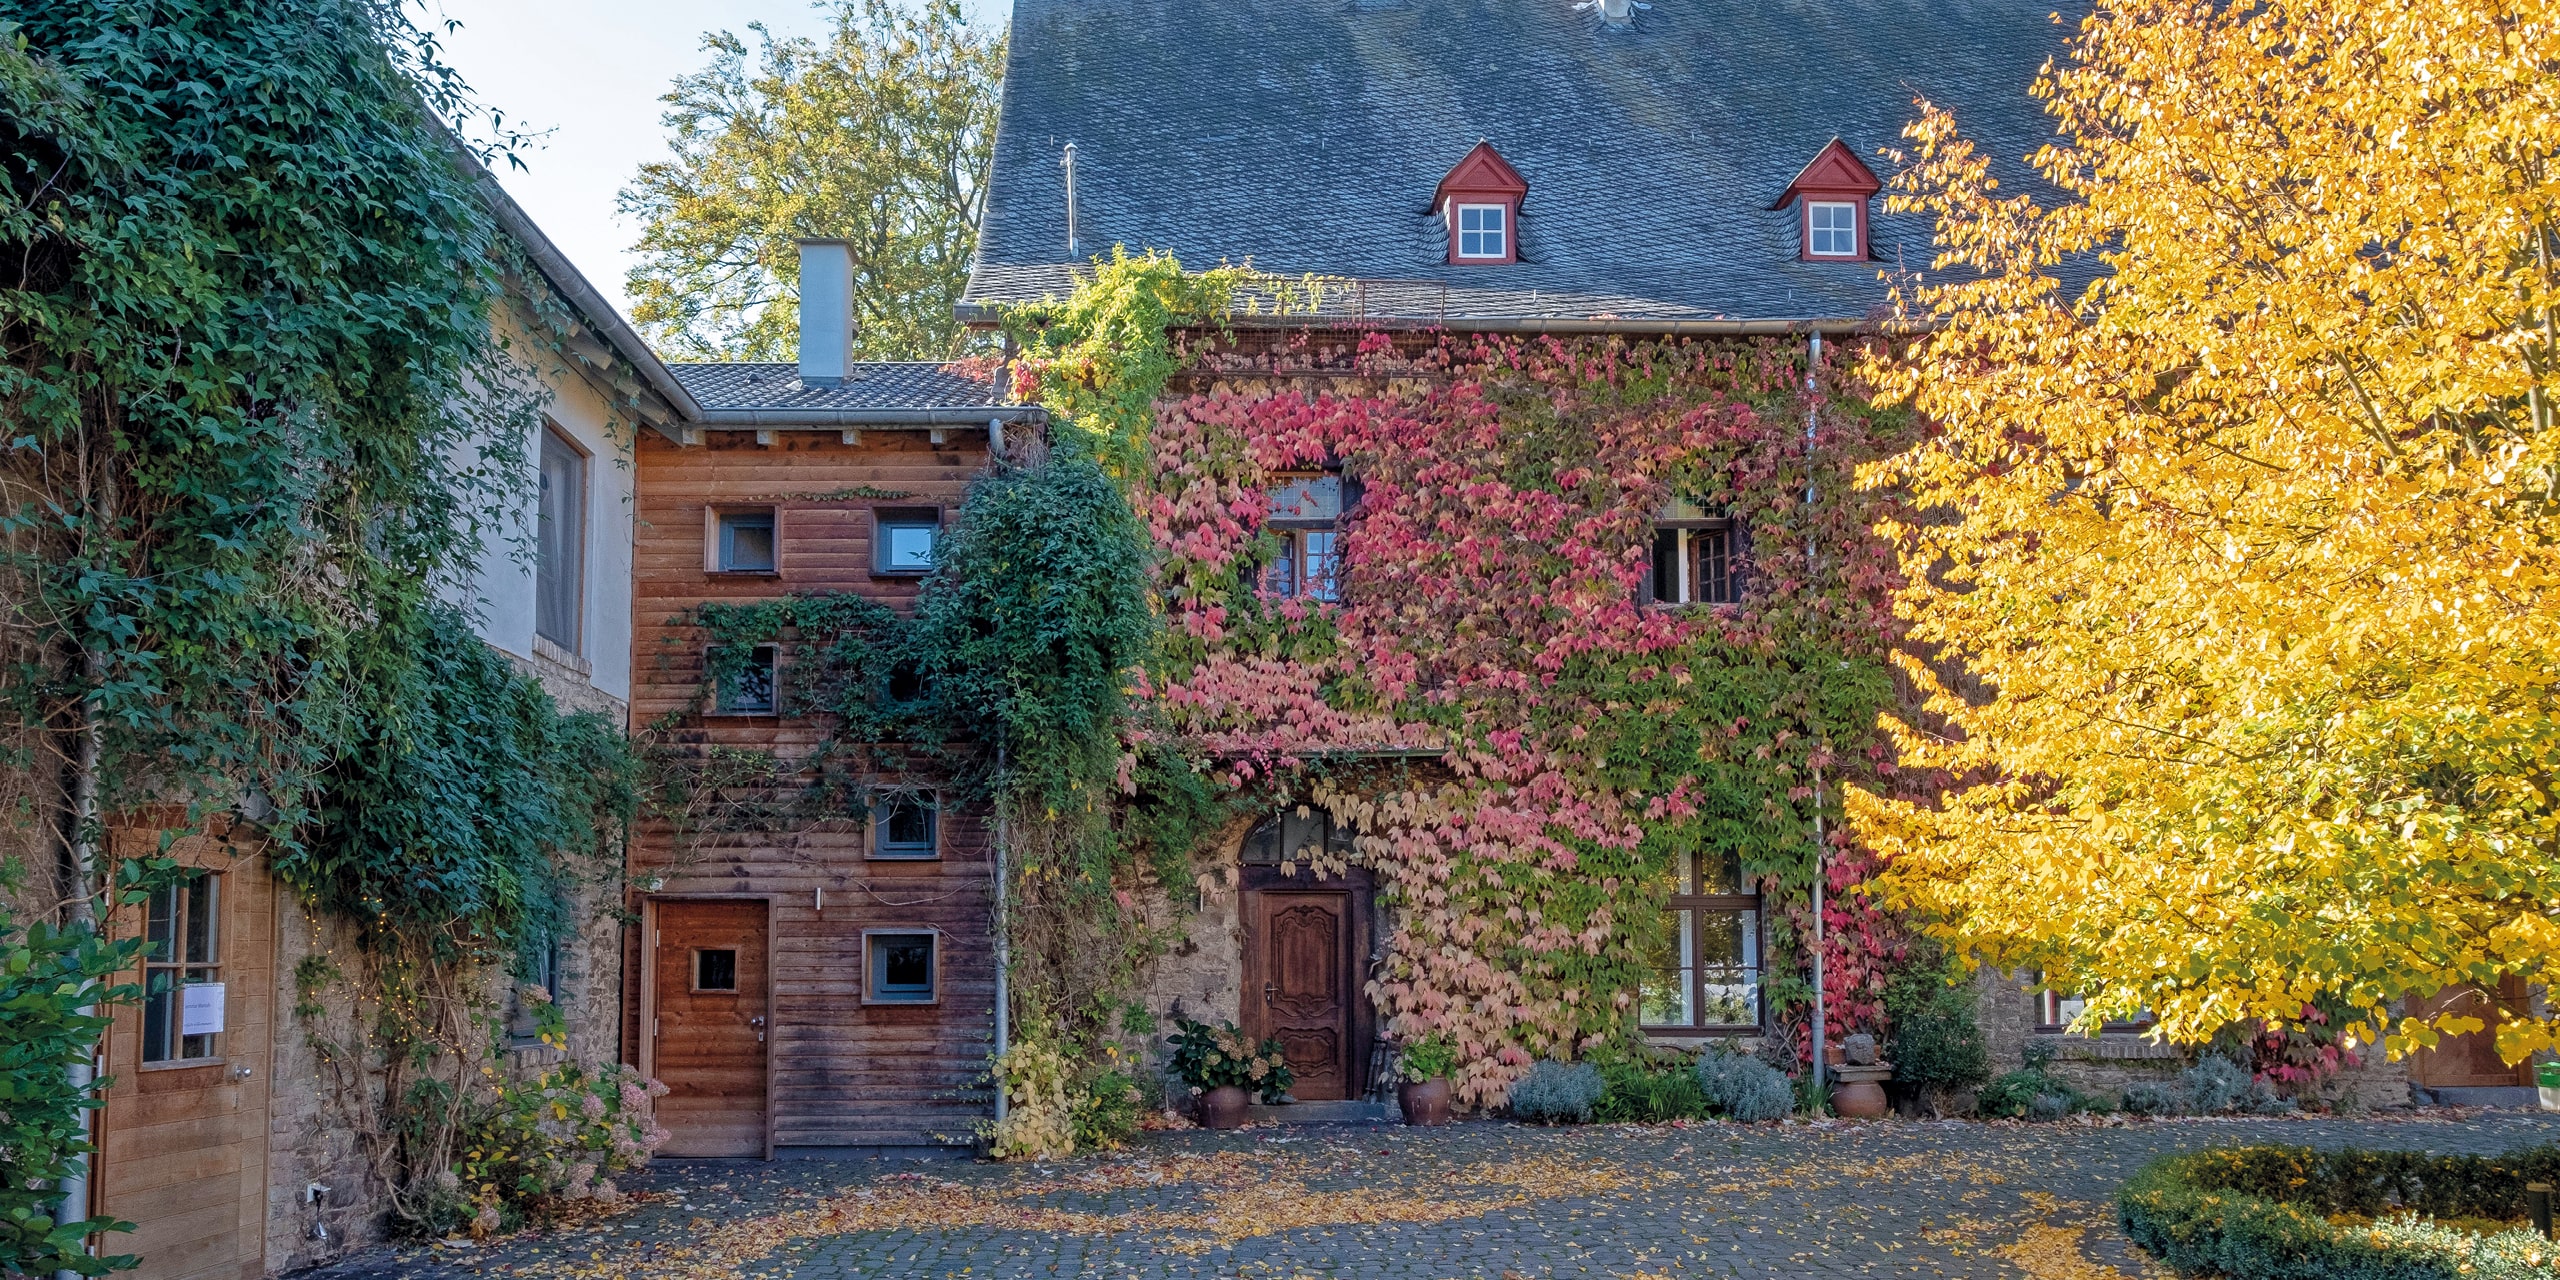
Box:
[870,569,932,579]
[706,709,780,719]
[868,852,941,862]
[1640,1026,1760,1040]
[862,996,940,1007]
[531,633,589,674]
[139,1056,228,1073]
[708,569,782,579]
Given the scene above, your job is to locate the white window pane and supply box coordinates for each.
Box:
[882,523,937,570]
[1640,908,1694,1026]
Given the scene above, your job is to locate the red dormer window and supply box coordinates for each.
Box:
[1770,137,1881,262]
[1434,141,1527,266]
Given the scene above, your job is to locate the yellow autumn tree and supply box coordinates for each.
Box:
[1855,0,2560,1062]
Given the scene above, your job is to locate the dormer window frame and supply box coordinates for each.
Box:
[1452,202,1510,261]
[1433,141,1529,267]
[1771,137,1883,265]
[1805,199,1861,260]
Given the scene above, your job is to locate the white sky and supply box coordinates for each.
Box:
[416,0,1007,321]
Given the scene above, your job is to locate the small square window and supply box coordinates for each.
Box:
[711,643,779,715]
[873,797,938,859]
[694,948,738,992]
[716,509,778,573]
[1808,201,1859,258]
[1455,203,1508,260]
[1649,524,1741,606]
[865,931,937,1004]
[875,509,940,575]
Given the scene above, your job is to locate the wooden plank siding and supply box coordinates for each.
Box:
[629,428,997,1149]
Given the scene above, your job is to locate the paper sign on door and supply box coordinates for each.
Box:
[181,983,226,1036]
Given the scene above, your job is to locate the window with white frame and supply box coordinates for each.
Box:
[1808,200,1859,258]
[1455,203,1508,260]
[1640,849,1761,1033]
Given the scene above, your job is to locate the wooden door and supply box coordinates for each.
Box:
[1242,870,1370,1102]
[2408,977,2534,1088]
[99,837,271,1280]
[649,900,770,1157]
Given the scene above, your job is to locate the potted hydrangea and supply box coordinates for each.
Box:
[1396,1033,1459,1126]
[1169,1016,1294,1130]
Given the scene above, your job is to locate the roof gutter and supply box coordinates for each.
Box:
[691,405,1048,428]
[955,300,1873,337]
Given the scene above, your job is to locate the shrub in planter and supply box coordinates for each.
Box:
[1594,1051,1711,1123]
[2118,1142,2560,1279]
[1881,946,1990,1115]
[1167,1017,1293,1102]
[1697,1049,1795,1122]
[1508,1059,1603,1124]
[1397,1034,1461,1126]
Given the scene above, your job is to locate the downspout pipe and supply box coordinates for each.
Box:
[1805,330,1827,1111]
[56,627,105,1280]
[992,742,1010,1125]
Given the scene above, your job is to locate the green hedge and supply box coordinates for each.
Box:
[2118,1143,2560,1279]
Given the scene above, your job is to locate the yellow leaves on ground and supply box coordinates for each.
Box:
[1859,0,2560,1059]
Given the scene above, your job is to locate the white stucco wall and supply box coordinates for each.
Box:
[462,316,638,715]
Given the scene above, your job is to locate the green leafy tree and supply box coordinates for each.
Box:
[620,0,1004,361]
[0,908,141,1277]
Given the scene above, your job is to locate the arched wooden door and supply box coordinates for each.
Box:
[1240,865,1374,1101]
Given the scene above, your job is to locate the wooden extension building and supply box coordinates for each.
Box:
[625,242,1036,1154]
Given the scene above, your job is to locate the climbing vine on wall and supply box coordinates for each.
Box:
[1114,323,1917,1102]
[0,0,647,1249]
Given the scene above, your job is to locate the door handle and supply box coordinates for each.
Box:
[1262,982,1276,1006]
[750,1015,766,1043]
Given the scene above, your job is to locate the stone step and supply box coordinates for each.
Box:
[1247,1099,1400,1125]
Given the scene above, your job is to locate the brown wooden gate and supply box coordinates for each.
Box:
[98,832,271,1280]
[1241,867,1372,1101]
[647,899,771,1157]
[2408,977,2535,1090]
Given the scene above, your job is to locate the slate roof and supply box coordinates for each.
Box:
[966,0,2075,327]
[668,361,1006,414]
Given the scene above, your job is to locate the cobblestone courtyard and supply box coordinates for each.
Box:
[306,1110,2560,1280]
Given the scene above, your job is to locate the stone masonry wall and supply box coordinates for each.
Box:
[1973,969,2410,1111]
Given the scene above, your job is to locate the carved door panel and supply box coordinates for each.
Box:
[1243,877,1368,1101]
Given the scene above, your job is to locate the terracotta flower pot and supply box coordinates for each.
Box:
[1399,1077,1452,1126]
[1197,1084,1250,1130]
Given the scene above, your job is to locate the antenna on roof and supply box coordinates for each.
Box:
[1061,143,1082,258]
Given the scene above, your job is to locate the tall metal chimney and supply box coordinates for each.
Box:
[1061,143,1081,257]
[797,238,855,387]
